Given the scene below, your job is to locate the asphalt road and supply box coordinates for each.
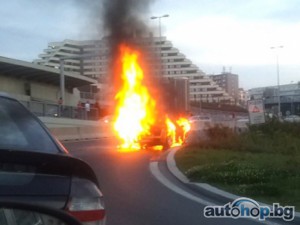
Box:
[64,139,282,225]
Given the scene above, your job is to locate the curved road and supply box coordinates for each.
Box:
[64,139,287,225]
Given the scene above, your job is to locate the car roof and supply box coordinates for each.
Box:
[0,93,67,154]
[0,92,16,100]
[0,93,23,106]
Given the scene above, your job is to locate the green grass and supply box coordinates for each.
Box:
[176,121,300,210]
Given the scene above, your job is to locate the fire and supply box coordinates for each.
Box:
[176,117,191,143]
[165,117,177,147]
[113,44,191,152]
[165,116,191,147]
[114,45,156,151]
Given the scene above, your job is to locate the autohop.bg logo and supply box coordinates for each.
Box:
[204,197,295,221]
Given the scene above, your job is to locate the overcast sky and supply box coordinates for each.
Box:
[1,0,300,89]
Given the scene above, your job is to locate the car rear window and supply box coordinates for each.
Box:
[0,97,59,153]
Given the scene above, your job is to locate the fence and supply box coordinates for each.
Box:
[264,95,300,104]
[21,101,99,121]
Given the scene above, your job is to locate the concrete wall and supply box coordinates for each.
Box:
[0,74,80,106]
[39,117,115,141]
[49,126,111,140]
[30,83,60,102]
[39,117,102,128]
[30,83,80,106]
[0,76,26,96]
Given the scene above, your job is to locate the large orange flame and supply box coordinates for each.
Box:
[165,116,176,146]
[165,116,191,147]
[176,117,191,144]
[113,44,191,152]
[114,45,156,151]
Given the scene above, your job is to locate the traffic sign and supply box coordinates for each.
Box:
[247,99,265,124]
[252,105,260,113]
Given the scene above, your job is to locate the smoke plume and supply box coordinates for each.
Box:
[102,0,153,49]
[100,0,156,99]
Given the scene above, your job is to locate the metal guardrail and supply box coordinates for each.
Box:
[264,95,300,104]
[21,101,99,121]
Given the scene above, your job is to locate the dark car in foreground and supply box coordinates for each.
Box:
[0,93,105,225]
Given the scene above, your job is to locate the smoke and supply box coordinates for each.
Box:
[100,0,156,98]
[102,0,153,47]
[72,0,161,107]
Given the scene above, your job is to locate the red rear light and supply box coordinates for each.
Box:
[67,177,106,224]
[67,197,105,224]
[68,209,105,222]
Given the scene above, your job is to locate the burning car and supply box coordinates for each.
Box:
[112,45,190,151]
[139,116,190,150]
[138,120,171,151]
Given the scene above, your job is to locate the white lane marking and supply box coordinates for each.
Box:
[150,161,216,206]
[149,162,283,225]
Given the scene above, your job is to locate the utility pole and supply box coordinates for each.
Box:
[270,45,283,118]
[151,14,169,76]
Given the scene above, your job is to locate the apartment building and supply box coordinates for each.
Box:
[238,88,249,107]
[33,39,110,80]
[33,37,234,103]
[210,72,239,102]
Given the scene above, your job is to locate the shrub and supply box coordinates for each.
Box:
[186,121,300,154]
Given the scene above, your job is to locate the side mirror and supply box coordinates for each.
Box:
[0,201,82,225]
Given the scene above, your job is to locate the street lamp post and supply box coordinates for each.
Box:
[290,96,294,115]
[270,45,283,118]
[151,14,169,76]
[59,60,65,104]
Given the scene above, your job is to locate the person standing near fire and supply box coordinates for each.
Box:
[84,100,90,120]
[58,97,63,117]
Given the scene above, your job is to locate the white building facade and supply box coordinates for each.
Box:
[249,83,300,116]
[33,39,110,80]
[34,37,234,103]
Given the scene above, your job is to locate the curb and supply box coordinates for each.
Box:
[166,147,300,222]
[166,147,189,183]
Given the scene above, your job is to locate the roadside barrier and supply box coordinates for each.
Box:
[48,124,115,141]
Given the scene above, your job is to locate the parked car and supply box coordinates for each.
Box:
[284,115,300,123]
[0,93,105,225]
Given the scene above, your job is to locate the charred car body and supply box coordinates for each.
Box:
[138,78,190,150]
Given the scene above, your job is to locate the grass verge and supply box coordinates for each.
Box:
[176,121,300,210]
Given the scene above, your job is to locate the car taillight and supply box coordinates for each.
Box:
[67,197,105,225]
[67,177,106,225]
